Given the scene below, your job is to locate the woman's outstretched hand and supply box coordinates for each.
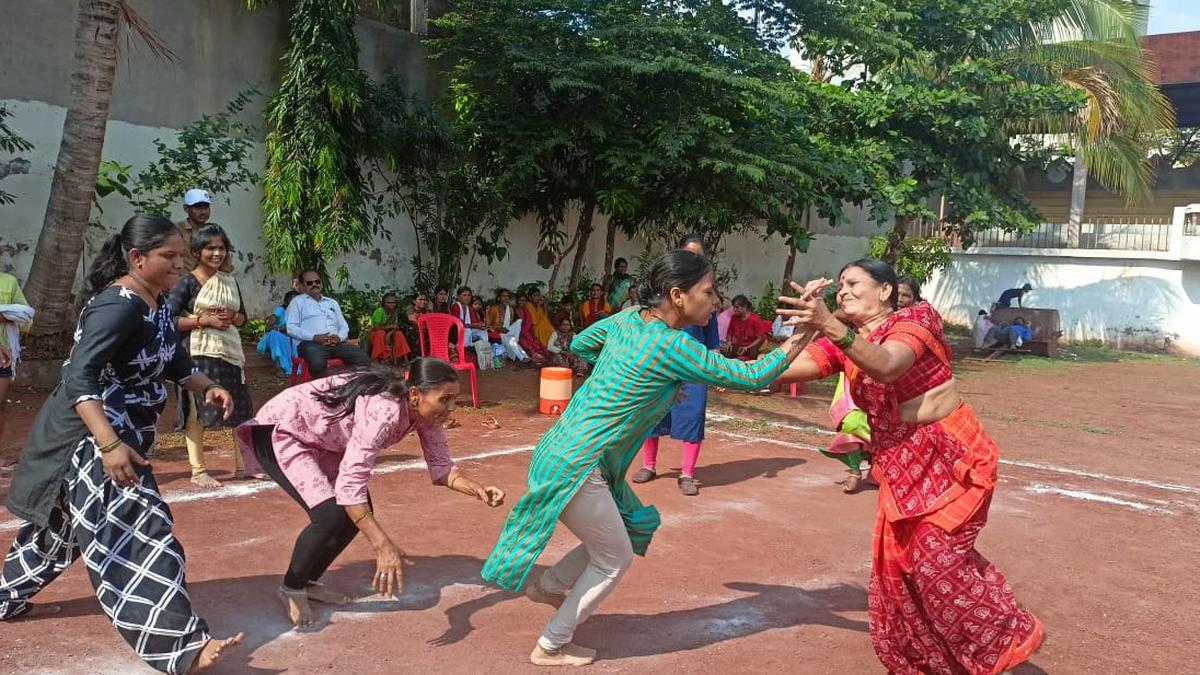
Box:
[777,278,835,330]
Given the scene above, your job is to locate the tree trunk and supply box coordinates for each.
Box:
[780,206,810,289]
[882,215,912,265]
[567,197,597,290]
[602,215,618,282]
[546,217,586,295]
[1067,148,1087,248]
[24,0,122,335]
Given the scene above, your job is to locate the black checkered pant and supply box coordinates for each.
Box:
[0,439,210,674]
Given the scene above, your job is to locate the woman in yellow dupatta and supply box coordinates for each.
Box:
[522,288,554,346]
[167,224,258,487]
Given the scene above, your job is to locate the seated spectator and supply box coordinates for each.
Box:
[259,290,301,375]
[983,316,1034,349]
[517,291,551,365]
[547,316,590,376]
[618,284,639,310]
[973,309,994,349]
[579,282,612,327]
[486,288,518,342]
[431,286,451,314]
[367,292,412,365]
[403,291,429,355]
[605,257,634,309]
[522,288,554,346]
[994,282,1033,310]
[722,294,772,360]
[286,270,370,377]
[451,286,489,345]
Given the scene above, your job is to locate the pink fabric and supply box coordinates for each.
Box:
[680,441,701,477]
[717,308,733,341]
[241,374,454,508]
[639,437,701,477]
[641,436,660,470]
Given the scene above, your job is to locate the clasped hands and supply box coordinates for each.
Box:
[776,278,837,331]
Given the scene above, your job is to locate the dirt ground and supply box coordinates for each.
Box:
[1,353,1199,674]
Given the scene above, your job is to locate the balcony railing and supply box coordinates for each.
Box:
[910,216,1174,253]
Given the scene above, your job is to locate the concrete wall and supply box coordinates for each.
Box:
[0,1,440,316]
[926,250,1200,354]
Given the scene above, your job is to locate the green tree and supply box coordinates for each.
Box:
[0,103,34,206]
[247,0,376,280]
[128,88,261,215]
[433,0,886,288]
[362,75,510,292]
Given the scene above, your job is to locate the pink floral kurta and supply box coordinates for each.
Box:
[236,374,454,508]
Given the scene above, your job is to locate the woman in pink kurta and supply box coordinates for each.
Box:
[235,358,505,628]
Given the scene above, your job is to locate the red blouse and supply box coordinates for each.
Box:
[804,306,952,402]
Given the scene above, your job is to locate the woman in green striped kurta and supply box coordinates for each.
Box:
[482,251,811,666]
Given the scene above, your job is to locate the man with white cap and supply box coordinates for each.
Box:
[178,188,232,272]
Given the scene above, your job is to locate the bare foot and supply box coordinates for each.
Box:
[9,603,61,620]
[188,633,244,673]
[279,587,316,627]
[305,583,352,605]
[191,472,222,489]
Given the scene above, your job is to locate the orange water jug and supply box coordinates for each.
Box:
[538,367,573,415]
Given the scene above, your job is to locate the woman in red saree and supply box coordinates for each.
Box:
[778,260,1042,675]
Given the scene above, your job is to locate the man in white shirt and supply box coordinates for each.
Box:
[287,270,370,377]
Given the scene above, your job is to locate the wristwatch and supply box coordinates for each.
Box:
[832,324,857,349]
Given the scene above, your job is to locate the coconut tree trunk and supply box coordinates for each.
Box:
[1066,148,1087,248]
[24,0,122,335]
[566,196,597,289]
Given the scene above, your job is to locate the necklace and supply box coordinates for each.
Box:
[125,269,158,299]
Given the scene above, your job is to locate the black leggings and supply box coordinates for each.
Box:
[251,426,367,590]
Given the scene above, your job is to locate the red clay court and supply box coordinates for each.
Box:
[1,356,1197,674]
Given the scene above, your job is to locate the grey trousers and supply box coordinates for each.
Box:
[536,468,635,650]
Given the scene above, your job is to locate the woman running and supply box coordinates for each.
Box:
[235,359,505,628]
[168,223,256,487]
[777,259,1042,675]
[0,214,243,673]
[482,250,811,666]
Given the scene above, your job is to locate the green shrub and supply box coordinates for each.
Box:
[238,317,267,342]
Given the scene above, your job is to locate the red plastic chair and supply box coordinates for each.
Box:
[776,381,806,397]
[417,313,480,408]
[288,337,346,386]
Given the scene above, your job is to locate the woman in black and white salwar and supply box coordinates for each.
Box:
[0,215,243,674]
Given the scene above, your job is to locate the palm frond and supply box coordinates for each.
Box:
[118,0,176,63]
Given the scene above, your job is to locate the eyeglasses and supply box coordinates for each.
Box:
[303,279,321,287]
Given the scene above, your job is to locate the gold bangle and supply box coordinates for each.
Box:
[97,437,123,454]
[352,510,373,526]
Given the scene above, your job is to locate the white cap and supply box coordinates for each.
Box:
[183,188,211,206]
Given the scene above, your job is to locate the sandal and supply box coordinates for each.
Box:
[442,417,462,430]
[677,476,699,496]
[482,415,501,430]
[631,468,656,484]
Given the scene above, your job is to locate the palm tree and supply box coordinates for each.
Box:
[984,0,1173,240]
[879,0,1173,260]
[22,0,172,336]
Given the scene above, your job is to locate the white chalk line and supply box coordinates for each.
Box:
[709,415,1200,516]
[0,444,536,533]
[711,413,1200,496]
[1022,484,1178,515]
